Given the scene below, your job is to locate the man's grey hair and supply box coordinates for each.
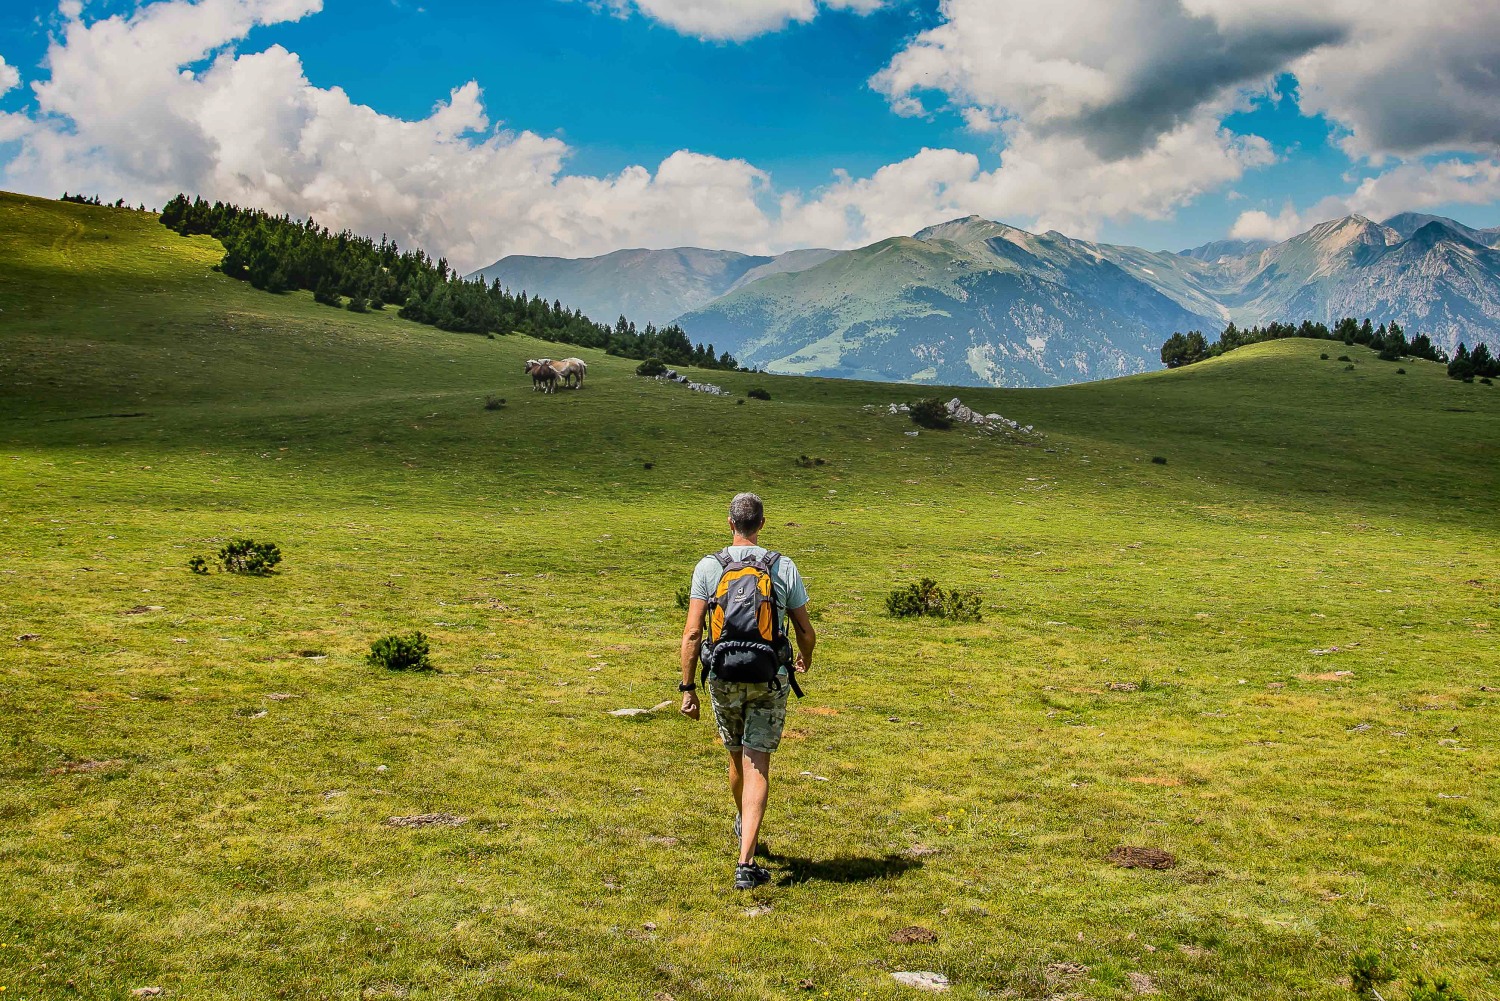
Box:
[729,492,765,535]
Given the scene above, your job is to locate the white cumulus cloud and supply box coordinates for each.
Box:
[0,55,19,97]
[604,0,885,41]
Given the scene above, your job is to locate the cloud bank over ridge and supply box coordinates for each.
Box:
[0,0,1497,269]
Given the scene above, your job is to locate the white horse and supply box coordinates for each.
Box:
[548,357,587,389]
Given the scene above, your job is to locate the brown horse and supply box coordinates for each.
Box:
[525,359,559,394]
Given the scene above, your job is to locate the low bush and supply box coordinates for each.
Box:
[370,298,386,311]
[346,295,369,313]
[886,578,982,622]
[187,555,209,575]
[313,283,342,308]
[747,387,771,401]
[1345,364,1357,371]
[367,632,432,672]
[1151,456,1168,465]
[1320,353,1330,360]
[795,455,828,468]
[1483,378,1493,386]
[675,587,691,610]
[484,395,506,411]
[1408,976,1469,1001]
[216,538,282,576]
[1351,951,1394,999]
[1337,355,1353,362]
[909,398,952,430]
[1397,368,1406,375]
[636,357,667,377]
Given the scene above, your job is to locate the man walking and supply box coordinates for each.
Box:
[679,493,816,890]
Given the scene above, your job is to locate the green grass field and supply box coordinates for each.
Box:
[1,191,1497,1000]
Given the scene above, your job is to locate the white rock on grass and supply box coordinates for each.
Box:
[891,971,950,992]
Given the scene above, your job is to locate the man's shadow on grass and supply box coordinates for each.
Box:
[761,849,923,886]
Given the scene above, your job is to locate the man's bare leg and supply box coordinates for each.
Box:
[738,748,771,865]
[727,749,745,817]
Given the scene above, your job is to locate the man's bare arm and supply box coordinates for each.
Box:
[788,604,816,673]
[679,597,708,719]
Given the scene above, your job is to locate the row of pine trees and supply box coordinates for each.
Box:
[1161,318,1449,369]
[156,194,738,370]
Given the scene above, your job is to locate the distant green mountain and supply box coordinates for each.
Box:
[470,246,831,328]
[472,212,1500,388]
[677,218,1214,387]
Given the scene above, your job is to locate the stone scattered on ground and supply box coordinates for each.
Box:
[796,978,816,990]
[609,701,674,717]
[1107,682,1139,692]
[890,926,939,944]
[384,813,467,829]
[264,693,298,701]
[656,371,727,396]
[130,989,164,998]
[904,844,942,858]
[1127,972,1159,995]
[1107,845,1178,870]
[124,605,166,615]
[870,400,1038,435]
[891,971,950,992]
[1046,962,1089,985]
[17,633,40,641]
[744,904,773,918]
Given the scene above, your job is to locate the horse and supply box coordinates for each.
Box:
[550,357,587,389]
[525,359,559,394]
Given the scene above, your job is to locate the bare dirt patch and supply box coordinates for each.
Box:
[1128,972,1159,994]
[1299,671,1353,682]
[47,758,126,776]
[1107,682,1139,692]
[123,605,166,615]
[384,813,467,829]
[804,706,839,717]
[1107,846,1177,870]
[1126,777,1181,787]
[890,926,939,944]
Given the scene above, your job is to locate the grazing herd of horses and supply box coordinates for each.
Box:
[524,357,588,393]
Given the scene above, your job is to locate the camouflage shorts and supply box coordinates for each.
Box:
[707,674,789,753]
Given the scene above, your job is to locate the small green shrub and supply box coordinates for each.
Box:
[1408,975,1469,1001]
[795,455,828,468]
[313,282,341,308]
[637,357,667,377]
[909,398,953,430]
[886,578,982,622]
[747,387,771,401]
[346,295,369,313]
[1351,951,1395,999]
[675,587,691,610]
[484,395,506,411]
[1482,378,1493,386]
[1320,353,1330,360]
[216,538,282,576]
[1151,456,1167,465]
[187,555,209,575]
[1337,355,1353,362]
[368,632,432,672]
[370,298,386,311]
[1397,368,1406,375]
[736,398,745,405]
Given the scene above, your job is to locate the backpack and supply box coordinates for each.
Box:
[699,549,802,696]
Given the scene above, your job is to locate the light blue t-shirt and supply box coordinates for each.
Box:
[690,545,809,629]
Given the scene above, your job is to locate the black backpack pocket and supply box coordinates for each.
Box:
[708,640,781,685]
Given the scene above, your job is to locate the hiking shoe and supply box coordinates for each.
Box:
[733,813,742,842]
[734,863,771,890]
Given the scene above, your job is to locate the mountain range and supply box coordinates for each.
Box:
[472,212,1500,388]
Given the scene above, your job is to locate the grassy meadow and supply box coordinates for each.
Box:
[1,191,1497,1000]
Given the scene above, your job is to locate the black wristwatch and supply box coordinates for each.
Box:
[678,683,696,692]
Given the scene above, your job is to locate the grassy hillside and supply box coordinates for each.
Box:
[1,191,1497,1001]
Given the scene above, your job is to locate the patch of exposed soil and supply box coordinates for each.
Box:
[804,706,839,716]
[890,926,938,944]
[47,758,125,776]
[1126,777,1181,787]
[384,813,467,829]
[1107,846,1177,870]
[123,605,166,615]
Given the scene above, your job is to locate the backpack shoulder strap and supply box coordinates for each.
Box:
[712,548,732,568]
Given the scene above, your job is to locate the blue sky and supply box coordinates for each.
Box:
[2,0,1499,266]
